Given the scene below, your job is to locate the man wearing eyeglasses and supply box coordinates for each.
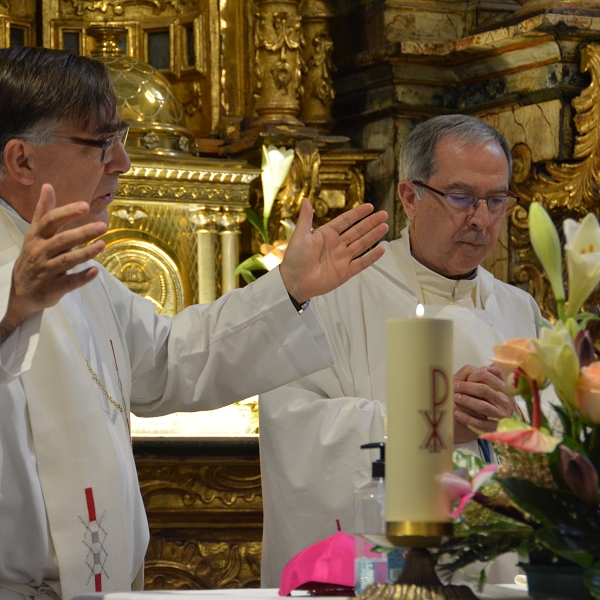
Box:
[0,46,389,600]
[259,114,542,587]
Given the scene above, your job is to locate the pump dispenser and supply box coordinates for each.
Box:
[354,443,387,593]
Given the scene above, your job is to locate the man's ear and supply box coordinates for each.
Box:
[398,180,418,220]
[2,138,36,186]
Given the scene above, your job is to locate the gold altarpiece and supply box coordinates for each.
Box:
[4,0,600,591]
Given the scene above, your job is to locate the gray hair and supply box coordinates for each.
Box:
[0,119,59,178]
[398,114,512,198]
[0,46,120,178]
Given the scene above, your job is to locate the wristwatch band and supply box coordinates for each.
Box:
[289,294,311,314]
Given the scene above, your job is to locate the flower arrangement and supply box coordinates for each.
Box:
[436,203,600,598]
[235,144,295,283]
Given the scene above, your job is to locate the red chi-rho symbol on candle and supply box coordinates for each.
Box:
[419,367,449,453]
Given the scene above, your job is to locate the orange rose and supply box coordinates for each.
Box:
[491,338,546,393]
[576,362,600,424]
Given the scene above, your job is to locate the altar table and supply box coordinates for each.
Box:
[72,583,562,600]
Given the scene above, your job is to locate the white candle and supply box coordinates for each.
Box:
[386,317,453,542]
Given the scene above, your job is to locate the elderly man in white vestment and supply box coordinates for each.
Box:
[0,46,389,600]
[259,114,543,587]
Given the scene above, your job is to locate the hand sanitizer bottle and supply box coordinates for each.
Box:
[354,442,388,594]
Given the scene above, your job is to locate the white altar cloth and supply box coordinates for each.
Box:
[72,583,540,600]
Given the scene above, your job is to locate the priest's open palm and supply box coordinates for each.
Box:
[279,198,388,303]
[1,184,107,343]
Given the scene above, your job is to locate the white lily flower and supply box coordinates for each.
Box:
[564,213,600,317]
[529,202,565,303]
[280,218,296,241]
[261,145,295,220]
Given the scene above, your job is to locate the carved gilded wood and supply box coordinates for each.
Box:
[254,0,305,126]
[510,43,600,334]
[298,0,335,132]
[135,449,263,589]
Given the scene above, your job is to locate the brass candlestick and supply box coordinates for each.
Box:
[357,525,478,600]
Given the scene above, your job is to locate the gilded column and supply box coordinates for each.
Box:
[189,207,218,304]
[254,0,305,126]
[218,210,246,295]
[298,0,335,132]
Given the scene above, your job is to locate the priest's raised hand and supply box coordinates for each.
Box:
[279,198,388,304]
[0,184,108,343]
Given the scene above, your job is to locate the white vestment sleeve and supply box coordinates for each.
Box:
[98,264,334,415]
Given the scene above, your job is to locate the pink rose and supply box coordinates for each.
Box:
[575,362,600,424]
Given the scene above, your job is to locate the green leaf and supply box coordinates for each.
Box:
[234,253,267,276]
[499,479,577,528]
[536,527,594,568]
[575,312,600,328]
[239,269,256,284]
[245,207,269,244]
[585,563,600,599]
[452,450,486,476]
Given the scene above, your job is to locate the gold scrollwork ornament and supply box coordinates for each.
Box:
[512,44,600,218]
[68,0,197,16]
[509,43,600,331]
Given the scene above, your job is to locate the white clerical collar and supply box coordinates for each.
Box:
[411,254,478,304]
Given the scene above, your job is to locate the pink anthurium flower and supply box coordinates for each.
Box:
[480,417,561,454]
[439,465,498,517]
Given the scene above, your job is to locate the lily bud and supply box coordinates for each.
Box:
[533,321,580,406]
[529,202,565,303]
[559,446,600,507]
[575,329,597,368]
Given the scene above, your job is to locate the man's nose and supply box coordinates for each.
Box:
[468,199,491,228]
[105,139,131,175]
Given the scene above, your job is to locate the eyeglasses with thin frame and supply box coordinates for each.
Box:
[49,125,129,164]
[412,180,520,217]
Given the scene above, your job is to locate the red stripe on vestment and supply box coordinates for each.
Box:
[85,487,97,522]
[95,573,102,592]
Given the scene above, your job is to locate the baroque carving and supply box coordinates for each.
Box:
[298,0,335,132]
[135,448,263,590]
[307,31,335,105]
[145,537,261,589]
[254,0,305,125]
[142,132,160,151]
[117,183,250,205]
[67,0,197,15]
[183,81,202,116]
[126,166,258,185]
[510,43,600,334]
[97,240,185,316]
[137,463,262,509]
[112,206,148,224]
[255,10,303,93]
